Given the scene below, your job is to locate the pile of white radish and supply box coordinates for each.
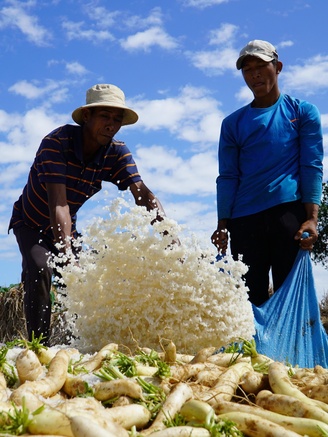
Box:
[1,338,328,436]
[52,197,255,355]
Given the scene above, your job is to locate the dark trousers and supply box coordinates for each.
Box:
[14,225,57,345]
[227,201,306,307]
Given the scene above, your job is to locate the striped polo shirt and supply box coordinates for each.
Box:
[9,124,142,238]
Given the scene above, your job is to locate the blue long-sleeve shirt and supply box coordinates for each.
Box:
[216,94,323,220]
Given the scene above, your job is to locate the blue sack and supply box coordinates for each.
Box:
[253,248,328,368]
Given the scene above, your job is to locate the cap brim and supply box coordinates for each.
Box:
[236,53,275,70]
[72,102,139,126]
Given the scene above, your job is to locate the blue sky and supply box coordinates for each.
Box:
[1,0,327,299]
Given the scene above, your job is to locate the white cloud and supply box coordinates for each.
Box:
[121,26,179,52]
[65,61,89,76]
[185,23,239,75]
[123,7,164,29]
[0,161,29,187]
[277,40,294,49]
[187,47,237,75]
[62,20,114,42]
[321,114,328,129]
[134,144,218,196]
[182,0,229,8]
[0,109,19,131]
[0,107,68,164]
[208,23,238,45]
[84,6,120,28]
[235,85,253,105]
[282,55,328,95]
[313,264,328,301]
[322,150,328,181]
[131,85,224,145]
[0,1,51,46]
[8,79,69,103]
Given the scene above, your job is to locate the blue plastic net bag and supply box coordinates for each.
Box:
[253,248,328,368]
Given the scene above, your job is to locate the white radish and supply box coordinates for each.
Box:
[56,397,129,436]
[301,385,328,403]
[180,399,215,423]
[0,400,14,412]
[256,389,328,424]
[195,368,225,387]
[189,347,217,364]
[14,389,45,411]
[135,364,158,376]
[216,398,328,437]
[104,403,151,430]
[0,373,9,402]
[268,361,328,413]
[239,369,269,394]
[62,373,89,397]
[148,426,211,436]
[15,348,44,383]
[28,407,73,437]
[156,352,195,363]
[10,349,69,405]
[206,353,250,367]
[203,361,253,405]
[0,372,7,390]
[70,415,126,437]
[292,365,328,388]
[142,382,193,436]
[217,411,302,437]
[93,378,143,401]
[112,395,133,407]
[56,395,142,432]
[36,346,57,365]
[169,363,220,383]
[161,339,177,363]
[56,395,110,418]
[74,343,118,373]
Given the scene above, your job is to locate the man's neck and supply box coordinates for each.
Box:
[252,92,281,108]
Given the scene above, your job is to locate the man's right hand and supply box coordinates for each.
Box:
[211,228,228,254]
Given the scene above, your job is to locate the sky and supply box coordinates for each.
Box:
[0,0,328,300]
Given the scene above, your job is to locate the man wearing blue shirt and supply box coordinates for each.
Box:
[9,83,166,344]
[211,40,323,306]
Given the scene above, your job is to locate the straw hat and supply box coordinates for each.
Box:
[72,84,138,126]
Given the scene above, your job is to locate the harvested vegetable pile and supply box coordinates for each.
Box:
[1,337,328,436]
[53,198,255,355]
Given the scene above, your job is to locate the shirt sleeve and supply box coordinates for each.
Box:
[216,117,240,220]
[105,141,142,191]
[36,133,68,184]
[298,101,323,205]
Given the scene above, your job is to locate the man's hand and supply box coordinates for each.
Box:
[129,181,181,245]
[211,228,228,254]
[130,181,166,220]
[294,203,319,251]
[211,219,228,254]
[294,219,318,251]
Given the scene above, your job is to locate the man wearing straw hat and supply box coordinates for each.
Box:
[9,83,166,345]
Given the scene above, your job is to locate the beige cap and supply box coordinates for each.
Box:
[72,84,138,126]
[236,40,278,70]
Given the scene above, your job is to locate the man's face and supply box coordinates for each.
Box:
[241,56,281,99]
[82,106,124,147]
